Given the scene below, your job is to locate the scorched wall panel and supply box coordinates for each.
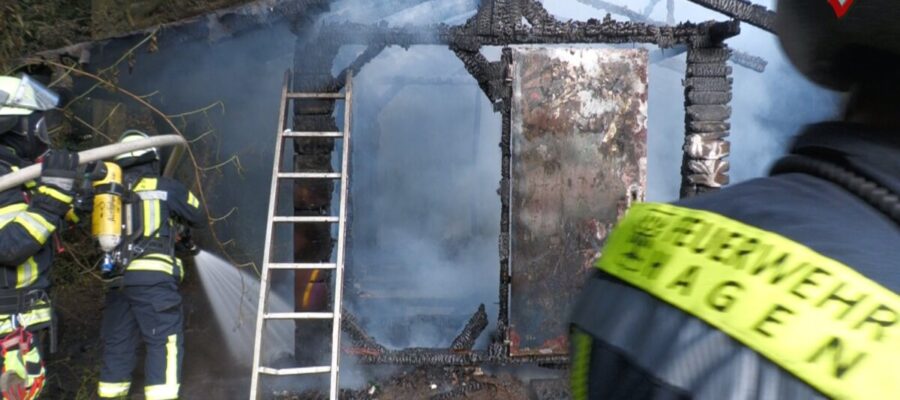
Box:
[509,47,648,357]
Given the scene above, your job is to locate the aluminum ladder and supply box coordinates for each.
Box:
[249,70,353,400]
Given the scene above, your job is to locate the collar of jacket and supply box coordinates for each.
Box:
[788,121,900,196]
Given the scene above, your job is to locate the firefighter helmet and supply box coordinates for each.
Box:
[114,129,159,166]
[776,0,900,91]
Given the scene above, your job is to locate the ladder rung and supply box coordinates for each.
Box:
[272,216,340,223]
[268,263,336,270]
[286,92,345,99]
[282,130,343,138]
[277,172,342,179]
[265,312,334,320]
[258,366,332,376]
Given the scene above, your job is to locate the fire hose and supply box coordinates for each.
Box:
[0,134,193,277]
[0,134,188,192]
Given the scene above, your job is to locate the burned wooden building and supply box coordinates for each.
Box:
[26,0,778,397]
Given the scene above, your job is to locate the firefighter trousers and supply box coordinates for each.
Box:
[98,283,182,400]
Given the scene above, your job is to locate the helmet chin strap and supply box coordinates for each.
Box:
[20,116,47,161]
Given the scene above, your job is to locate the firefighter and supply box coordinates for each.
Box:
[0,74,76,399]
[97,130,202,400]
[570,1,899,400]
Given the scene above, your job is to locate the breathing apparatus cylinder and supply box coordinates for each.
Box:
[91,162,123,276]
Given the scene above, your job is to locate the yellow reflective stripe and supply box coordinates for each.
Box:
[18,305,51,329]
[570,328,592,400]
[128,255,182,277]
[65,208,79,224]
[0,203,27,216]
[13,212,54,243]
[0,306,52,335]
[135,178,161,237]
[166,334,178,392]
[133,177,158,192]
[23,346,43,390]
[98,381,131,398]
[596,202,900,400]
[15,257,38,288]
[142,199,152,236]
[144,383,179,400]
[37,185,73,203]
[127,259,173,275]
[140,199,162,237]
[187,192,199,208]
[3,348,25,384]
[0,204,28,228]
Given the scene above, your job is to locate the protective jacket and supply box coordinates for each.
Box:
[0,146,74,397]
[120,165,202,286]
[570,122,899,400]
[0,146,71,331]
[98,163,201,400]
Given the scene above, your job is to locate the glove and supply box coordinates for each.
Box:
[174,227,200,257]
[71,162,104,218]
[40,150,79,191]
[32,150,79,216]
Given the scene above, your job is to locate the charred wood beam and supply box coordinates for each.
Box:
[350,347,570,365]
[450,47,505,104]
[731,50,767,73]
[356,348,489,365]
[497,47,513,359]
[317,19,738,49]
[341,310,387,354]
[335,44,387,89]
[291,31,340,365]
[686,0,776,33]
[450,304,489,351]
[521,0,555,27]
[576,0,766,72]
[681,45,733,198]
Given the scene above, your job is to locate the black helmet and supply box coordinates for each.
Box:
[776,0,900,91]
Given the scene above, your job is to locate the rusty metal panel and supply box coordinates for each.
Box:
[509,47,648,357]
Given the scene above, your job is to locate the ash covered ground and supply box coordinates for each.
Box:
[274,366,568,400]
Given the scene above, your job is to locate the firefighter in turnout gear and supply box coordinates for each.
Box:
[97,130,202,400]
[570,1,900,400]
[0,74,74,399]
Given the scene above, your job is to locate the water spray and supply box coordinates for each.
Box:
[193,251,293,364]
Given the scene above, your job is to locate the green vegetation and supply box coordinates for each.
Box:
[1,0,250,71]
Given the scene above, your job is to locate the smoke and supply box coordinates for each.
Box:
[85,0,844,394]
[340,44,502,350]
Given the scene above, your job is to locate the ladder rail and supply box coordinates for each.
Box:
[248,71,290,399]
[329,71,353,399]
[250,70,352,400]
